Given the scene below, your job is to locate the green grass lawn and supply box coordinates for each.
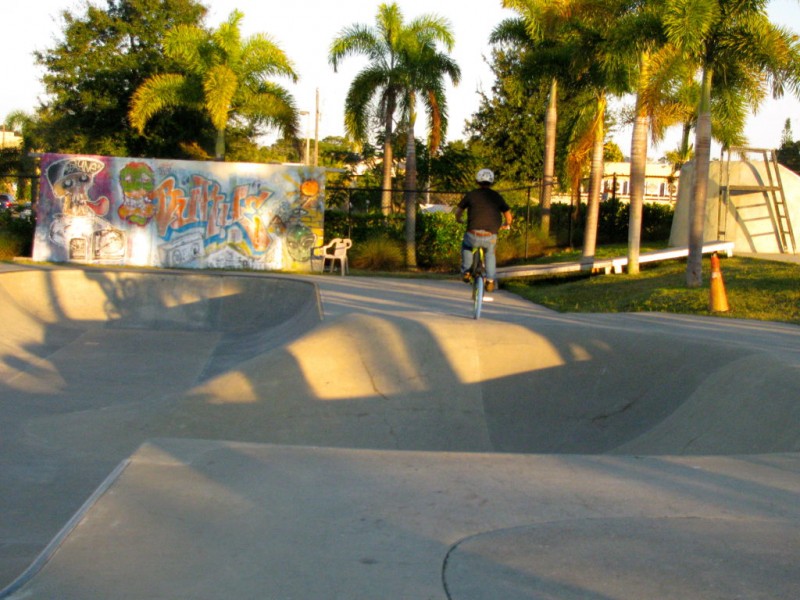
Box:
[503,254,800,325]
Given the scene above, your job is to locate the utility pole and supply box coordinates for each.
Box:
[314,88,320,167]
[299,111,310,165]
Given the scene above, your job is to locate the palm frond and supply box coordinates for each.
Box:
[490,17,530,46]
[214,10,244,62]
[242,35,298,82]
[662,0,720,57]
[405,14,456,51]
[129,73,193,132]
[329,25,380,71]
[163,24,209,74]
[204,65,238,130]
[238,83,299,139]
[343,66,391,141]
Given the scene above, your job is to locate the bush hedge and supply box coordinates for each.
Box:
[324,198,674,271]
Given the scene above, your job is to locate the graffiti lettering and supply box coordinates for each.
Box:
[188,176,226,238]
[155,177,188,237]
[231,185,272,249]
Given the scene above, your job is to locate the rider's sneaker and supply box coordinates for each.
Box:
[485,279,496,292]
[462,272,472,284]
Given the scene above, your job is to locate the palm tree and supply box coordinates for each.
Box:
[329,3,456,217]
[570,0,634,260]
[610,1,696,274]
[129,10,299,160]
[399,35,460,268]
[663,0,800,286]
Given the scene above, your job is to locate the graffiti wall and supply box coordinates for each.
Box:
[32,153,325,271]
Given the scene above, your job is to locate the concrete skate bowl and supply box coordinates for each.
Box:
[152,302,800,456]
[2,266,799,459]
[2,267,800,598]
[0,267,322,381]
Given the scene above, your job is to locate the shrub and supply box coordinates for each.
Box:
[323,210,404,245]
[350,237,405,271]
[496,228,552,265]
[415,212,462,270]
[0,210,34,259]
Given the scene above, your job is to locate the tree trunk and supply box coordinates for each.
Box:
[686,67,713,288]
[582,92,606,260]
[540,77,558,237]
[381,93,396,215]
[404,108,418,269]
[627,53,651,276]
[215,128,225,161]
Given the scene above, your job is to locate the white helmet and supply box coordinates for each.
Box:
[476,168,494,184]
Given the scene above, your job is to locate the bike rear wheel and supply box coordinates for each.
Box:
[472,274,484,319]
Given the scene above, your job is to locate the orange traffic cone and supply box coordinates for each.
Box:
[709,252,730,312]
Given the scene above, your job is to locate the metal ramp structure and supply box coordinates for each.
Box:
[718,147,796,254]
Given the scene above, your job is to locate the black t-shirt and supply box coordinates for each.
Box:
[458,187,510,234]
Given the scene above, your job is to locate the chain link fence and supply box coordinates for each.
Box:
[325,184,540,214]
[324,183,674,254]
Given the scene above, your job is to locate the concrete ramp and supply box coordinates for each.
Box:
[8,440,800,600]
[2,267,799,598]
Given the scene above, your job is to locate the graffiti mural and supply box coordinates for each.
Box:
[32,153,326,271]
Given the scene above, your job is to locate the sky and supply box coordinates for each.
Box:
[2,0,799,159]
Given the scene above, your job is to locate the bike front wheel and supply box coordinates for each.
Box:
[472,274,484,319]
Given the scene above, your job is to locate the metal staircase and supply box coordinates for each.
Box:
[718,147,796,254]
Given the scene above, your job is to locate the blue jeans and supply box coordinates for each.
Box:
[461,231,498,280]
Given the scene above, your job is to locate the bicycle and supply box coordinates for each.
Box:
[467,246,492,319]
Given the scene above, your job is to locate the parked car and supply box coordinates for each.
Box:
[0,193,14,210]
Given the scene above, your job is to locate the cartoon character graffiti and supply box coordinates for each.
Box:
[285,222,318,262]
[45,156,124,261]
[284,178,323,263]
[46,157,110,217]
[118,161,156,226]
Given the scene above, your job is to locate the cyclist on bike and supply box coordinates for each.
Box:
[454,168,512,292]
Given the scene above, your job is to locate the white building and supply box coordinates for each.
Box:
[602,161,679,203]
[0,130,22,149]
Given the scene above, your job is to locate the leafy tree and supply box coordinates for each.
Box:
[130,10,300,160]
[34,0,208,157]
[0,111,42,202]
[604,141,625,162]
[664,0,800,286]
[428,140,480,191]
[465,46,548,185]
[781,118,793,146]
[777,119,800,173]
[778,140,800,173]
[318,136,361,169]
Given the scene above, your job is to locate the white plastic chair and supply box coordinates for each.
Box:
[313,238,352,275]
